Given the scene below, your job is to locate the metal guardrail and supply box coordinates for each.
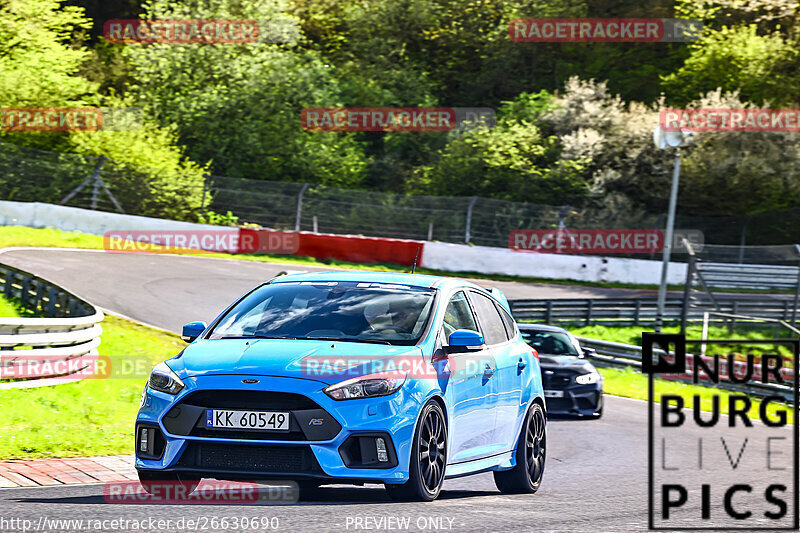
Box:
[682,242,800,330]
[695,263,800,290]
[510,297,799,328]
[0,263,103,389]
[576,336,794,400]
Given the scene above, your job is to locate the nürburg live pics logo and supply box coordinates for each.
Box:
[644,333,799,530]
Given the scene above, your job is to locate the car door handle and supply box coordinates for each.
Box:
[483,364,494,377]
[517,359,527,370]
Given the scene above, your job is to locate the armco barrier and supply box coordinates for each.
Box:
[0,262,103,389]
[510,297,799,327]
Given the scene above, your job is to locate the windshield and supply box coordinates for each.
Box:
[208,281,435,346]
[521,330,580,356]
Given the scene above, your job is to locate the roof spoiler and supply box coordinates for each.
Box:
[275,270,308,277]
[490,287,511,313]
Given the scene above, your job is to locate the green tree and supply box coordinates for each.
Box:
[661,25,800,106]
[0,0,207,220]
[0,0,96,151]
[68,98,207,220]
[124,0,369,187]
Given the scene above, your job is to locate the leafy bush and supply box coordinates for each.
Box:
[198,210,240,227]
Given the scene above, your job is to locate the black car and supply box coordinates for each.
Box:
[519,324,603,418]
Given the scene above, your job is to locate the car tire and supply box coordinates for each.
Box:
[493,402,546,494]
[138,471,200,496]
[385,400,447,502]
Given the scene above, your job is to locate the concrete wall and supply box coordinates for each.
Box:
[0,201,239,252]
[0,201,223,234]
[420,241,688,285]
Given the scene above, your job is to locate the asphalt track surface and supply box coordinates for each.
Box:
[0,248,667,333]
[2,248,796,532]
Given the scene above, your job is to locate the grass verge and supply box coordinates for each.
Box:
[569,324,784,346]
[0,298,183,460]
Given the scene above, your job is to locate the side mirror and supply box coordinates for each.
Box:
[581,346,596,359]
[444,329,484,354]
[182,321,207,343]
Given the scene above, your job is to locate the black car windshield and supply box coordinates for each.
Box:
[208,281,435,346]
[521,330,579,356]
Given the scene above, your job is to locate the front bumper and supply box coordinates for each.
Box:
[543,383,603,417]
[135,375,419,484]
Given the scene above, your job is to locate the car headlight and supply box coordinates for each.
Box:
[148,362,185,395]
[324,371,406,400]
[575,370,601,385]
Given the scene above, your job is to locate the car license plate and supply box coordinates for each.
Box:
[205,410,290,431]
[544,390,564,398]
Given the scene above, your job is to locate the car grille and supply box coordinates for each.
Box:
[188,427,306,441]
[542,370,576,389]
[176,442,322,473]
[178,390,321,410]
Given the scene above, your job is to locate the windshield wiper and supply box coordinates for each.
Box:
[215,335,299,340]
[300,336,393,345]
[214,335,396,345]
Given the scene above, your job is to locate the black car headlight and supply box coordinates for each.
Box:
[324,371,406,400]
[148,362,185,394]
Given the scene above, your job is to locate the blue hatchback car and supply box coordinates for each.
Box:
[135,271,546,501]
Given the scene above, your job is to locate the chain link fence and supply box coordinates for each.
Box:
[209,176,663,245]
[208,177,800,253]
[0,143,204,220]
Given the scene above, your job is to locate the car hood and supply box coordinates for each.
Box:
[169,338,424,385]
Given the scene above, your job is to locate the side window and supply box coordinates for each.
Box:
[441,291,478,341]
[496,303,517,340]
[470,292,509,346]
